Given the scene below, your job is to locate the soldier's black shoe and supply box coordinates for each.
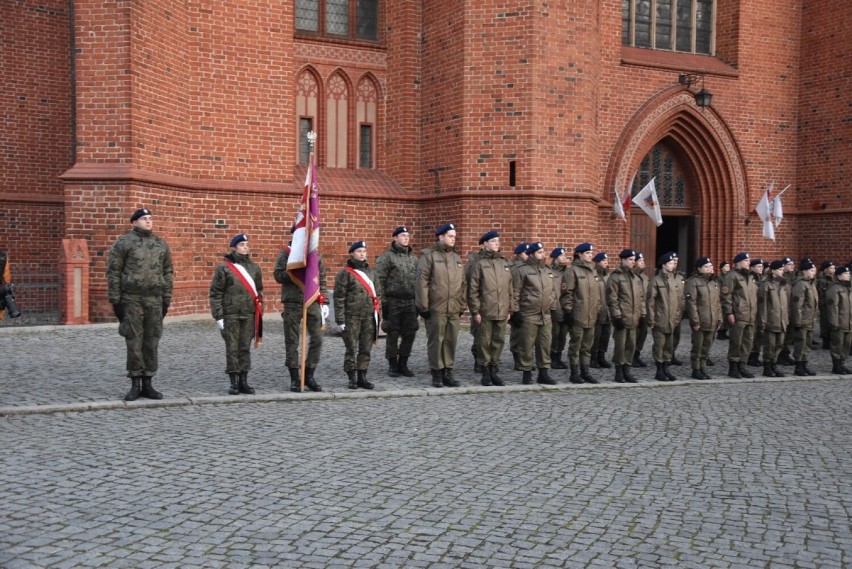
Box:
[474,362,484,374]
[124,377,142,401]
[717,329,728,340]
[597,352,612,369]
[633,352,648,368]
[738,362,755,378]
[822,337,831,350]
[589,354,600,369]
[706,358,715,366]
[347,370,358,389]
[771,363,785,378]
[551,353,567,369]
[794,362,808,377]
[614,365,625,383]
[623,364,638,383]
[663,363,677,381]
[537,368,556,385]
[289,367,302,392]
[480,366,492,386]
[304,368,322,392]
[778,348,795,366]
[356,370,374,390]
[569,364,583,384]
[580,364,599,384]
[522,371,533,385]
[397,356,415,377]
[831,358,844,374]
[655,362,668,381]
[692,368,704,380]
[727,361,742,379]
[763,363,775,378]
[747,352,761,367]
[238,372,255,394]
[228,373,240,395]
[442,368,460,387]
[140,377,163,400]
[388,357,400,377]
[670,356,683,366]
[700,366,712,380]
[489,365,505,386]
[803,362,817,376]
[431,369,443,388]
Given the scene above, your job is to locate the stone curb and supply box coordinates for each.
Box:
[0,373,844,417]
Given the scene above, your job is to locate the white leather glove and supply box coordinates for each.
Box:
[321,304,330,319]
[216,319,225,331]
[340,324,345,332]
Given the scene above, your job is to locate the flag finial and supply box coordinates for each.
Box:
[306,130,317,150]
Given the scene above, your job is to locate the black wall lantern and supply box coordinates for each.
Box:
[678,73,713,108]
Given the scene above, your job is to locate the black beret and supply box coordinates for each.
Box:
[821,260,835,271]
[392,226,409,237]
[695,257,712,269]
[130,208,152,222]
[593,252,608,263]
[349,240,367,253]
[514,242,528,255]
[658,252,676,265]
[435,223,455,236]
[836,265,850,276]
[619,249,636,259]
[800,259,816,271]
[750,258,764,267]
[733,252,749,263]
[769,260,785,270]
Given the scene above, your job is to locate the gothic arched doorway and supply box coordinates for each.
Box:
[629,140,698,272]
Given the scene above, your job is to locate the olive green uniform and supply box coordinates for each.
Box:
[549,263,570,362]
[817,272,835,344]
[273,248,328,370]
[591,265,612,365]
[561,259,603,366]
[790,275,818,362]
[606,265,645,366]
[633,266,650,361]
[757,275,790,365]
[107,227,174,378]
[334,259,381,372]
[683,272,722,371]
[375,241,419,361]
[826,281,852,363]
[647,270,684,363]
[467,250,515,367]
[721,268,759,363]
[512,258,558,371]
[465,250,483,366]
[415,242,466,371]
[209,252,263,374]
[509,256,528,365]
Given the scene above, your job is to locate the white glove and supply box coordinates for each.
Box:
[216,319,225,331]
[321,304,330,319]
[340,324,345,331]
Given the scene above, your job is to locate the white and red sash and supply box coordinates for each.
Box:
[344,266,381,343]
[223,260,263,347]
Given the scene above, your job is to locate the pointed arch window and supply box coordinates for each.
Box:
[326,73,349,168]
[296,70,320,164]
[622,0,715,55]
[356,78,378,169]
[631,143,690,208]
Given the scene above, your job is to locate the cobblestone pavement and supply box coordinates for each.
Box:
[1,318,851,567]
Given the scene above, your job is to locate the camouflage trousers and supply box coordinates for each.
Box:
[550,319,569,356]
[652,330,675,363]
[567,324,595,366]
[342,316,376,372]
[689,329,715,369]
[118,295,163,378]
[830,329,852,361]
[221,316,254,374]
[425,313,460,370]
[381,298,418,360]
[762,330,785,364]
[611,327,637,366]
[282,302,323,369]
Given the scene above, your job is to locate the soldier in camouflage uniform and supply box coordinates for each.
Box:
[416,223,466,388]
[107,208,174,401]
[375,226,418,378]
[789,259,819,376]
[683,257,721,380]
[721,252,759,379]
[632,252,650,367]
[647,252,684,381]
[817,260,836,349]
[757,260,790,377]
[590,252,613,369]
[509,243,529,369]
[273,230,327,393]
[548,247,571,369]
[209,234,264,395]
[334,241,381,390]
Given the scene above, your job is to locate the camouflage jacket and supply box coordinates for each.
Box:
[107,227,174,303]
[209,252,263,320]
[333,259,381,324]
[273,247,327,305]
[375,241,418,302]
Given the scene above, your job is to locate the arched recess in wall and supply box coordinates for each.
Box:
[607,86,748,265]
[356,73,382,170]
[326,70,352,168]
[296,66,322,165]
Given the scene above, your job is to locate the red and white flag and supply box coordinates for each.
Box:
[287,154,321,307]
[613,179,632,222]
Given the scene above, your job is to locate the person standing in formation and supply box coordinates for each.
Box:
[647,252,684,382]
[632,252,650,367]
[561,243,603,384]
[590,252,612,370]
[605,249,644,383]
[817,260,836,350]
[509,243,530,370]
[375,226,418,378]
[722,252,758,379]
[466,239,486,373]
[416,223,466,388]
[789,259,819,376]
[825,264,852,374]
[683,257,721,380]
[757,260,790,377]
[548,247,571,370]
[467,231,515,386]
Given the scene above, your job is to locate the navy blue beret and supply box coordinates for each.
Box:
[229,234,248,248]
[658,252,676,265]
[435,223,455,236]
[514,242,528,255]
[619,249,636,259]
[593,252,608,263]
[574,242,593,254]
[349,240,367,253]
[392,226,409,237]
[733,252,749,264]
[527,242,543,254]
[769,260,785,270]
[130,208,152,222]
[836,265,850,275]
[550,247,566,259]
[821,260,835,271]
[479,230,500,245]
[695,257,712,269]
[635,252,644,261]
[750,258,764,267]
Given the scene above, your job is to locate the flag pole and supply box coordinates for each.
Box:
[298,134,317,391]
[774,184,791,199]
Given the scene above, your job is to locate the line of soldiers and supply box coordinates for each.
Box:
[107,208,852,399]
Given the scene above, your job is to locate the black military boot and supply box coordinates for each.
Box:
[537,368,556,385]
[762,362,775,378]
[522,370,533,385]
[842,362,852,374]
[700,365,712,380]
[442,368,460,387]
[706,358,715,366]
[140,377,163,399]
[778,347,795,366]
[569,363,583,384]
[304,368,322,392]
[387,357,400,377]
[347,370,358,389]
[738,362,755,378]
[597,351,612,369]
[580,364,598,384]
[655,362,668,381]
[802,361,818,376]
[397,356,415,377]
[622,364,638,383]
[356,370,374,390]
[489,364,505,386]
[717,328,728,340]
[670,355,683,366]
[289,367,301,392]
[771,363,785,378]
[474,362,484,374]
[614,365,625,383]
[589,351,600,369]
[727,361,741,379]
[228,373,240,395]
[238,372,255,394]
[480,365,492,386]
[633,351,648,367]
[794,361,808,377]
[551,352,567,369]
[831,358,843,374]
[747,351,761,367]
[692,368,704,380]
[663,363,677,381]
[430,369,443,387]
[124,377,142,401]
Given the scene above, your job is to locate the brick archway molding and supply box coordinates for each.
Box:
[607,85,748,265]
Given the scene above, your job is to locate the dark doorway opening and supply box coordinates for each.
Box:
[656,216,696,274]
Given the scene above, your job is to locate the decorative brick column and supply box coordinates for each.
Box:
[59,239,90,325]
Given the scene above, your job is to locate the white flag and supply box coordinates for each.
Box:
[634,178,662,227]
[755,182,775,241]
[773,194,784,228]
[613,183,631,221]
